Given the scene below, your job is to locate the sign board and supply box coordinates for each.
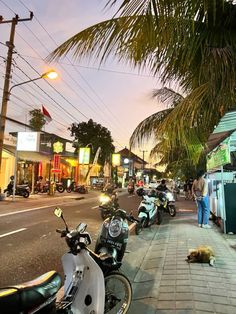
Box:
[17,132,40,152]
[51,169,61,173]
[53,154,60,169]
[207,140,231,170]
[79,147,91,164]
[65,142,75,153]
[53,141,63,154]
[112,153,121,167]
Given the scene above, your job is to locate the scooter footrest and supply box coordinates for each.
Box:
[56,300,72,310]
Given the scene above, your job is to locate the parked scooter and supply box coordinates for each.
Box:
[4,177,30,198]
[34,180,65,194]
[156,191,177,217]
[0,207,132,314]
[95,207,140,265]
[99,191,119,220]
[135,189,163,235]
[136,186,146,197]
[66,181,88,194]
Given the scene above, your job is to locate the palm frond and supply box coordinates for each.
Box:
[152,87,184,108]
[129,108,172,148]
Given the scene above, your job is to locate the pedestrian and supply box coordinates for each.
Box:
[188,177,194,200]
[192,170,211,229]
[183,180,189,200]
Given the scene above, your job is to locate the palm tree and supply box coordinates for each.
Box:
[130,87,208,166]
[49,0,236,160]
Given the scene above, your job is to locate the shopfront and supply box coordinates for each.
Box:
[207,111,236,233]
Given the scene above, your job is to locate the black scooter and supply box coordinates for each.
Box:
[4,183,30,198]
[99,191,119,220]
[95,207,139,266]
[66,181,88,194]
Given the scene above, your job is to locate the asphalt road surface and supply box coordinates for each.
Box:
[0,191,141,287]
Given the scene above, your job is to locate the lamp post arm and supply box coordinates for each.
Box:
[9,76,42,94]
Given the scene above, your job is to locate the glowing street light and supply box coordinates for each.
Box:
[0,69,58,190]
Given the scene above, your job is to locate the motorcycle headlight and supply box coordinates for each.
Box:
[166,192,174,201]
[100,195,110,203]
[108,218,122,238]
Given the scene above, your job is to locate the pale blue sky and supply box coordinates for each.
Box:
[0,0,165,161]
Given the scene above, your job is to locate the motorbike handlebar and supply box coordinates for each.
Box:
[56,229,67,237]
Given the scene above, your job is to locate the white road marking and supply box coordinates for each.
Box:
[0,199,89,218]
[92,205,99,209]
[0,228,27,238]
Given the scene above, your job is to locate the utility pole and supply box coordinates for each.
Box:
[140,150,148,170]
[0,12,33,176]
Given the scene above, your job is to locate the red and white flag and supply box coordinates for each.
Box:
[42,105,52,123]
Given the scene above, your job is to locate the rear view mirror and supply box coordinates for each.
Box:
[76,222,87,233]
[54,207,63,218]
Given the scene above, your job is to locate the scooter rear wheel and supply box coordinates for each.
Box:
[104,271,132,314]
[23,191,30,198]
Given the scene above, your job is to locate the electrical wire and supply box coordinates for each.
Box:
[0,0,126,149]
[15,0,129,142]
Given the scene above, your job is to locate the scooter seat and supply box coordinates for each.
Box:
[0,270,61,314]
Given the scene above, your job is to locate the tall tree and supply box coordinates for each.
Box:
[48,0,236,161]
[29,109,46,131]
[69,119,115,166]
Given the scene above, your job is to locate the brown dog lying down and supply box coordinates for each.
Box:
[186,245,215,266]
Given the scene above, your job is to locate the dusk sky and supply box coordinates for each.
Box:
[0,0,166,162]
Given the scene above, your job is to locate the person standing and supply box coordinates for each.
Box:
[192,170,211,228]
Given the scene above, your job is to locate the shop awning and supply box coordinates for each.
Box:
[17,151,51,162]
[206,129,236,153]
[206,111,236,152]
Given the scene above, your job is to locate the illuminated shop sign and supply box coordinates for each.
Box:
[79,147,91,164]
[17,132,40,152]
[112,153,121,167]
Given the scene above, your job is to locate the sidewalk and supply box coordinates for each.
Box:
[124,197,236,314]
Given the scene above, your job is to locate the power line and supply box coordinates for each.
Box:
[1,0,126,148]
[15,0,129,142]
[10,66,71,128]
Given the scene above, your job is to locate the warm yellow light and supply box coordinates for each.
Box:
[42,70,58,80]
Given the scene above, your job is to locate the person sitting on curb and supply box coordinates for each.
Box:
[192,170,211,229]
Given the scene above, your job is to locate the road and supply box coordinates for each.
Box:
[0,190,140,286]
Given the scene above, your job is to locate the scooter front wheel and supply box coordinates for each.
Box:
[104,271,132,314]
[169,205,176,217]
[135,217,146,235]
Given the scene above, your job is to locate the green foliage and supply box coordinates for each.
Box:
[69,119,115,165]
[48,0,236,167]
[29,109,46,131]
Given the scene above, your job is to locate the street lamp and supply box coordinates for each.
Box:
[8,69,58,95]
[0,69,58,193]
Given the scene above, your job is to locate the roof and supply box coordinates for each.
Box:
[117,147,148,165]
[206,111,236,152]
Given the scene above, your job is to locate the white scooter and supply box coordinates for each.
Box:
[0,207,132,314]
[135,190,163,235]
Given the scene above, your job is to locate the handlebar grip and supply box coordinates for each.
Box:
[56,229,67,237]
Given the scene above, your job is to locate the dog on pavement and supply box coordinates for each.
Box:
[186,245,215,266]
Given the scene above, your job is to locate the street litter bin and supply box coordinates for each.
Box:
[49,181,55,196]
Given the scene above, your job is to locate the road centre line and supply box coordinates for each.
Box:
[0,200,78,218]
[0,197,99,218]
[0,228,27,238]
